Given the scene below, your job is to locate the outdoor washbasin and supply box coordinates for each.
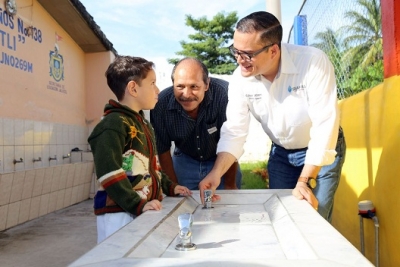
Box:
[70,189,373,267]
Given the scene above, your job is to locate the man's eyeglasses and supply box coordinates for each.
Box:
[229,43,274,62]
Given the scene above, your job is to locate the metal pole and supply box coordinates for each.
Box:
[359,215,365,255]
[266,0,282,23]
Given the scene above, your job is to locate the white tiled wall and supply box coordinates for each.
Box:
[0,117,95,231]
[0,117,91,174]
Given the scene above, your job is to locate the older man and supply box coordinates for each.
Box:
[150,57,241,190]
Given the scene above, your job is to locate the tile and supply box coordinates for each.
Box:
[33,145,43,169]
[42,122,50,146]
[9,171,25,203]
[42,167,54,194]
[14,119,24,146]
[47,191,58,213]
[14,145,25,172]
[0,205,8,231]
[71,186,79,204]
[6,201,21,229]
[49,122,57,145]
[0,173,13,205]
[63,187,73,208]
[33,121,42,145]
[66,164,76,188]
[82,152,93,162]
[3,118,14,145]
[32,168,45,197]
[51,165,62,192]
[55,123,62,145]
[29,196,40,220]
[22,170,35,199]
[68,125,75,145]
[0,117,3,145]
[24,120,34,145]
[58,165,69,190]
[41,145,50,168]
[0,146,3,174]
[62,124,69,145]
[18,198,31,224]
[24,145,34,170]
[73,163,83,186]
[39,193,50,217]
[49,145,58,166]
[3,145,14,173]
[56,189,66,210]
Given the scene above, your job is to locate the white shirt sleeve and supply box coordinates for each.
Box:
[217,68,251,160]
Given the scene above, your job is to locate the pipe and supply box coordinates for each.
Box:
[358,200,379,267]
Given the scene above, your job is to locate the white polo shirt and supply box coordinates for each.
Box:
[217,43,339,166]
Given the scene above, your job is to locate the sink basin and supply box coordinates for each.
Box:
[70,189,373,267]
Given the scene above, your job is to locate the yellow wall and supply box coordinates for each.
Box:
[334,75,400,266]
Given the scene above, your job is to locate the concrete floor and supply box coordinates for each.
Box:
[0,199,96,267]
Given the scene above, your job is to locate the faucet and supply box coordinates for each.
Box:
[203,189,213,209]
[13,158,24,164]
[33,157,42,162]
[175,213,196,251]
[63,153,71,159]
[49,155,57,161]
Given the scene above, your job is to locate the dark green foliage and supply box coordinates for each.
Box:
[168,12,238,74]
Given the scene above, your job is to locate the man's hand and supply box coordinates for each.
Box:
[199,174,221,205]
[143,199,162,212]
[174,185,192,196]
[292,182,319,210]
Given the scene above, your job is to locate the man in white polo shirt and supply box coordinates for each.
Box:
[200,11,346,222]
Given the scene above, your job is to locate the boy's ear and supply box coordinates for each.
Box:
[126,81,138,97]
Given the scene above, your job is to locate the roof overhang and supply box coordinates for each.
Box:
[37,0,117,55]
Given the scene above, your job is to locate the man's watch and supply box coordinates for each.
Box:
[298,177,317,189]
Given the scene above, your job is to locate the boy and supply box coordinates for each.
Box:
[88,56,192,243]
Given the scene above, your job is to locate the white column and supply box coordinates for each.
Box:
[266,0,282,23]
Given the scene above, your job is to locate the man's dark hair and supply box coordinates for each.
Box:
[236,11,283,48]
[171,57,209,85]
[105,56,154,101]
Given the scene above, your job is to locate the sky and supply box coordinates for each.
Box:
[78,0,303,86]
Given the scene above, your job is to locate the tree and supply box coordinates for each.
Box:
[168,12,238,74]
[340,0,382,69]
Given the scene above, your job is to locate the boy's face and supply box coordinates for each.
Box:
[136,69,159,110]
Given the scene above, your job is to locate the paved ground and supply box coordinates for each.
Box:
[0,199,96,267]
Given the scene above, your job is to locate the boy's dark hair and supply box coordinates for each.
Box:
[105,56,154,101]
[171,57,209,85]
[236,11,283,48]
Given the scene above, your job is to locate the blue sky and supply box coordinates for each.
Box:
[79,0,303,67]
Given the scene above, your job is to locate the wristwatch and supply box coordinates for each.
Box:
[298,177,317,189]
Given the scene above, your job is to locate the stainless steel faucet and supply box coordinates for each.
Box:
[175,213,196,251]
[203,189,213,209]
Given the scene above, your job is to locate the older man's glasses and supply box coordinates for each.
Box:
[229,43,274,62]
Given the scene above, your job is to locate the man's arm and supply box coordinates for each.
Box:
[158,150,178,184]
[223,161,239,189]
[199,152,237,203]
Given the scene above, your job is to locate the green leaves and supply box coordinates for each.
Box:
[168,11,238,74]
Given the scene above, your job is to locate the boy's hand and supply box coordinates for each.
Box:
[143,199,162,212]
[174,185,192,196]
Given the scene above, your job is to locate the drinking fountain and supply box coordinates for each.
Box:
[175,213,196,251]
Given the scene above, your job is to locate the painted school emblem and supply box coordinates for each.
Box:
[49,44,64,82]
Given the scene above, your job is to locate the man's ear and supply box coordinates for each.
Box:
[205,77,210,91]
[127,81,138,96]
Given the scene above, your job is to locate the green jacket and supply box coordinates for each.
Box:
[88,99,177,216]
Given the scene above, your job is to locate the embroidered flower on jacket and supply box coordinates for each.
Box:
[121,116,144,145]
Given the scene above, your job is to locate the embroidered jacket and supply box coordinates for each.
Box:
[88,99,177,216]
